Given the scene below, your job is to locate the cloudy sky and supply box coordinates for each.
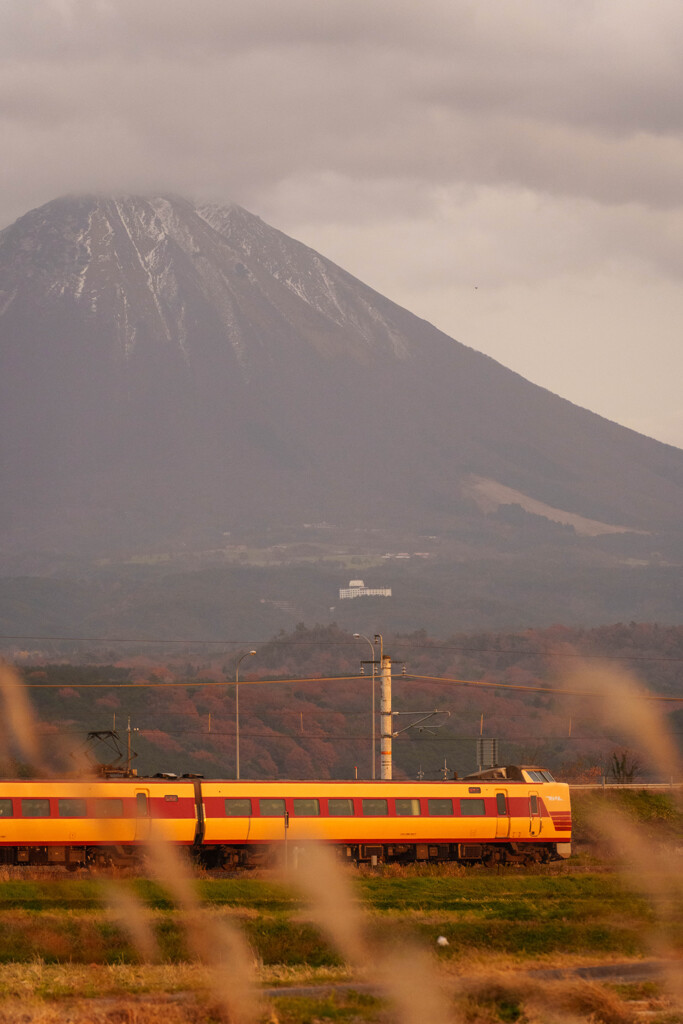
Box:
[3,0,683,448]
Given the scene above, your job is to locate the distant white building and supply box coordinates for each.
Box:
[339,579,392,599]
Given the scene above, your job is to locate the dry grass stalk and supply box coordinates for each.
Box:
[0,661,41,771]
[557,661,683,1010]
[585,806,683,1006]
[557,661,680,781]
[101,881,162,964]
[142,829,261,1024]
[0,663,260,1021]
[280,843,455,1024]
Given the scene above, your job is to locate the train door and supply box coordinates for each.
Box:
[495,791,510,838]
[134,789,150,842]
[221,797,253,843]
[529,791,541,836]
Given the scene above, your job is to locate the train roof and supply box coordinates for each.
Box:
[462,765,552,782]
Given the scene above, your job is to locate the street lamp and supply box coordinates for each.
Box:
[235,650,256,780]
[353,632,378,780]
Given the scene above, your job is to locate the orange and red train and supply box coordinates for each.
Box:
[0,765,571,869]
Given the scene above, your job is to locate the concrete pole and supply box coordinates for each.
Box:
[380,655,392,780]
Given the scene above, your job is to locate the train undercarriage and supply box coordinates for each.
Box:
[204,840,569,870]
[340,841,564,866]
[0,844,141,870]
[0,839,570,871]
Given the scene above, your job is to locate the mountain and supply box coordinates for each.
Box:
[0,194,682,630]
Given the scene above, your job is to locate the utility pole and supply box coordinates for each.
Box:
[380,654,392,780]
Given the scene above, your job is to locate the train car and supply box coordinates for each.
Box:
[0,765,571,870]
[198,765,572,868]
[0,777,199,869]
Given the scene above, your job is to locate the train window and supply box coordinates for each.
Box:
[496,793,507,815]
[328,798,354,817]
[59,798,86,817]
[293,799,319,816]
[529,794,539,815]
[0,800,13,817]
[362,799,388,816]
[136,793,149,817]
[428,799,453,816]
[459,798,486,816]
[21,799,50,817]
[395,799,421,816]
[94,798,124,818]
[527,770,545,783]
[259,799,286,817]
[541,771,555,782]
[224,799,251,817]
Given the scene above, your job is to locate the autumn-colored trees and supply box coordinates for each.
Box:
[9,621,682,780]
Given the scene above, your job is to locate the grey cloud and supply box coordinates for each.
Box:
[3,0,416,62]
[3,0,683,217]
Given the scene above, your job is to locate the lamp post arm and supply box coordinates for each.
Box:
[353,633,377,780]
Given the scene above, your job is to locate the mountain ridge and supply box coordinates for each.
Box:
[0,194,681,609]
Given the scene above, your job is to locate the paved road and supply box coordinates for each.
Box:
[261,959,679,999]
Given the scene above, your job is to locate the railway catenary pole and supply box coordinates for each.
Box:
[380,654,392,780]
[126,716,138,776]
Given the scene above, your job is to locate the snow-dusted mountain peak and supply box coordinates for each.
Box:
[0,194,414,366]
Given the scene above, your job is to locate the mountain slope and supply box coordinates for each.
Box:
[0,194,681,567]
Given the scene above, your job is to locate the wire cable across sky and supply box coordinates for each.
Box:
[2,633,683,663]
[12,670,683,702]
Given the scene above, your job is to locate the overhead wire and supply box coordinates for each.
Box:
[2,633,683,663]
[30,729,682,742]
[14,670,683,702]
[405,673,683,702]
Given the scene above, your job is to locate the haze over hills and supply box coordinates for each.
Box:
[0,194,681,633]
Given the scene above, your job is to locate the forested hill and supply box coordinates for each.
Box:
[8,621,683,783]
